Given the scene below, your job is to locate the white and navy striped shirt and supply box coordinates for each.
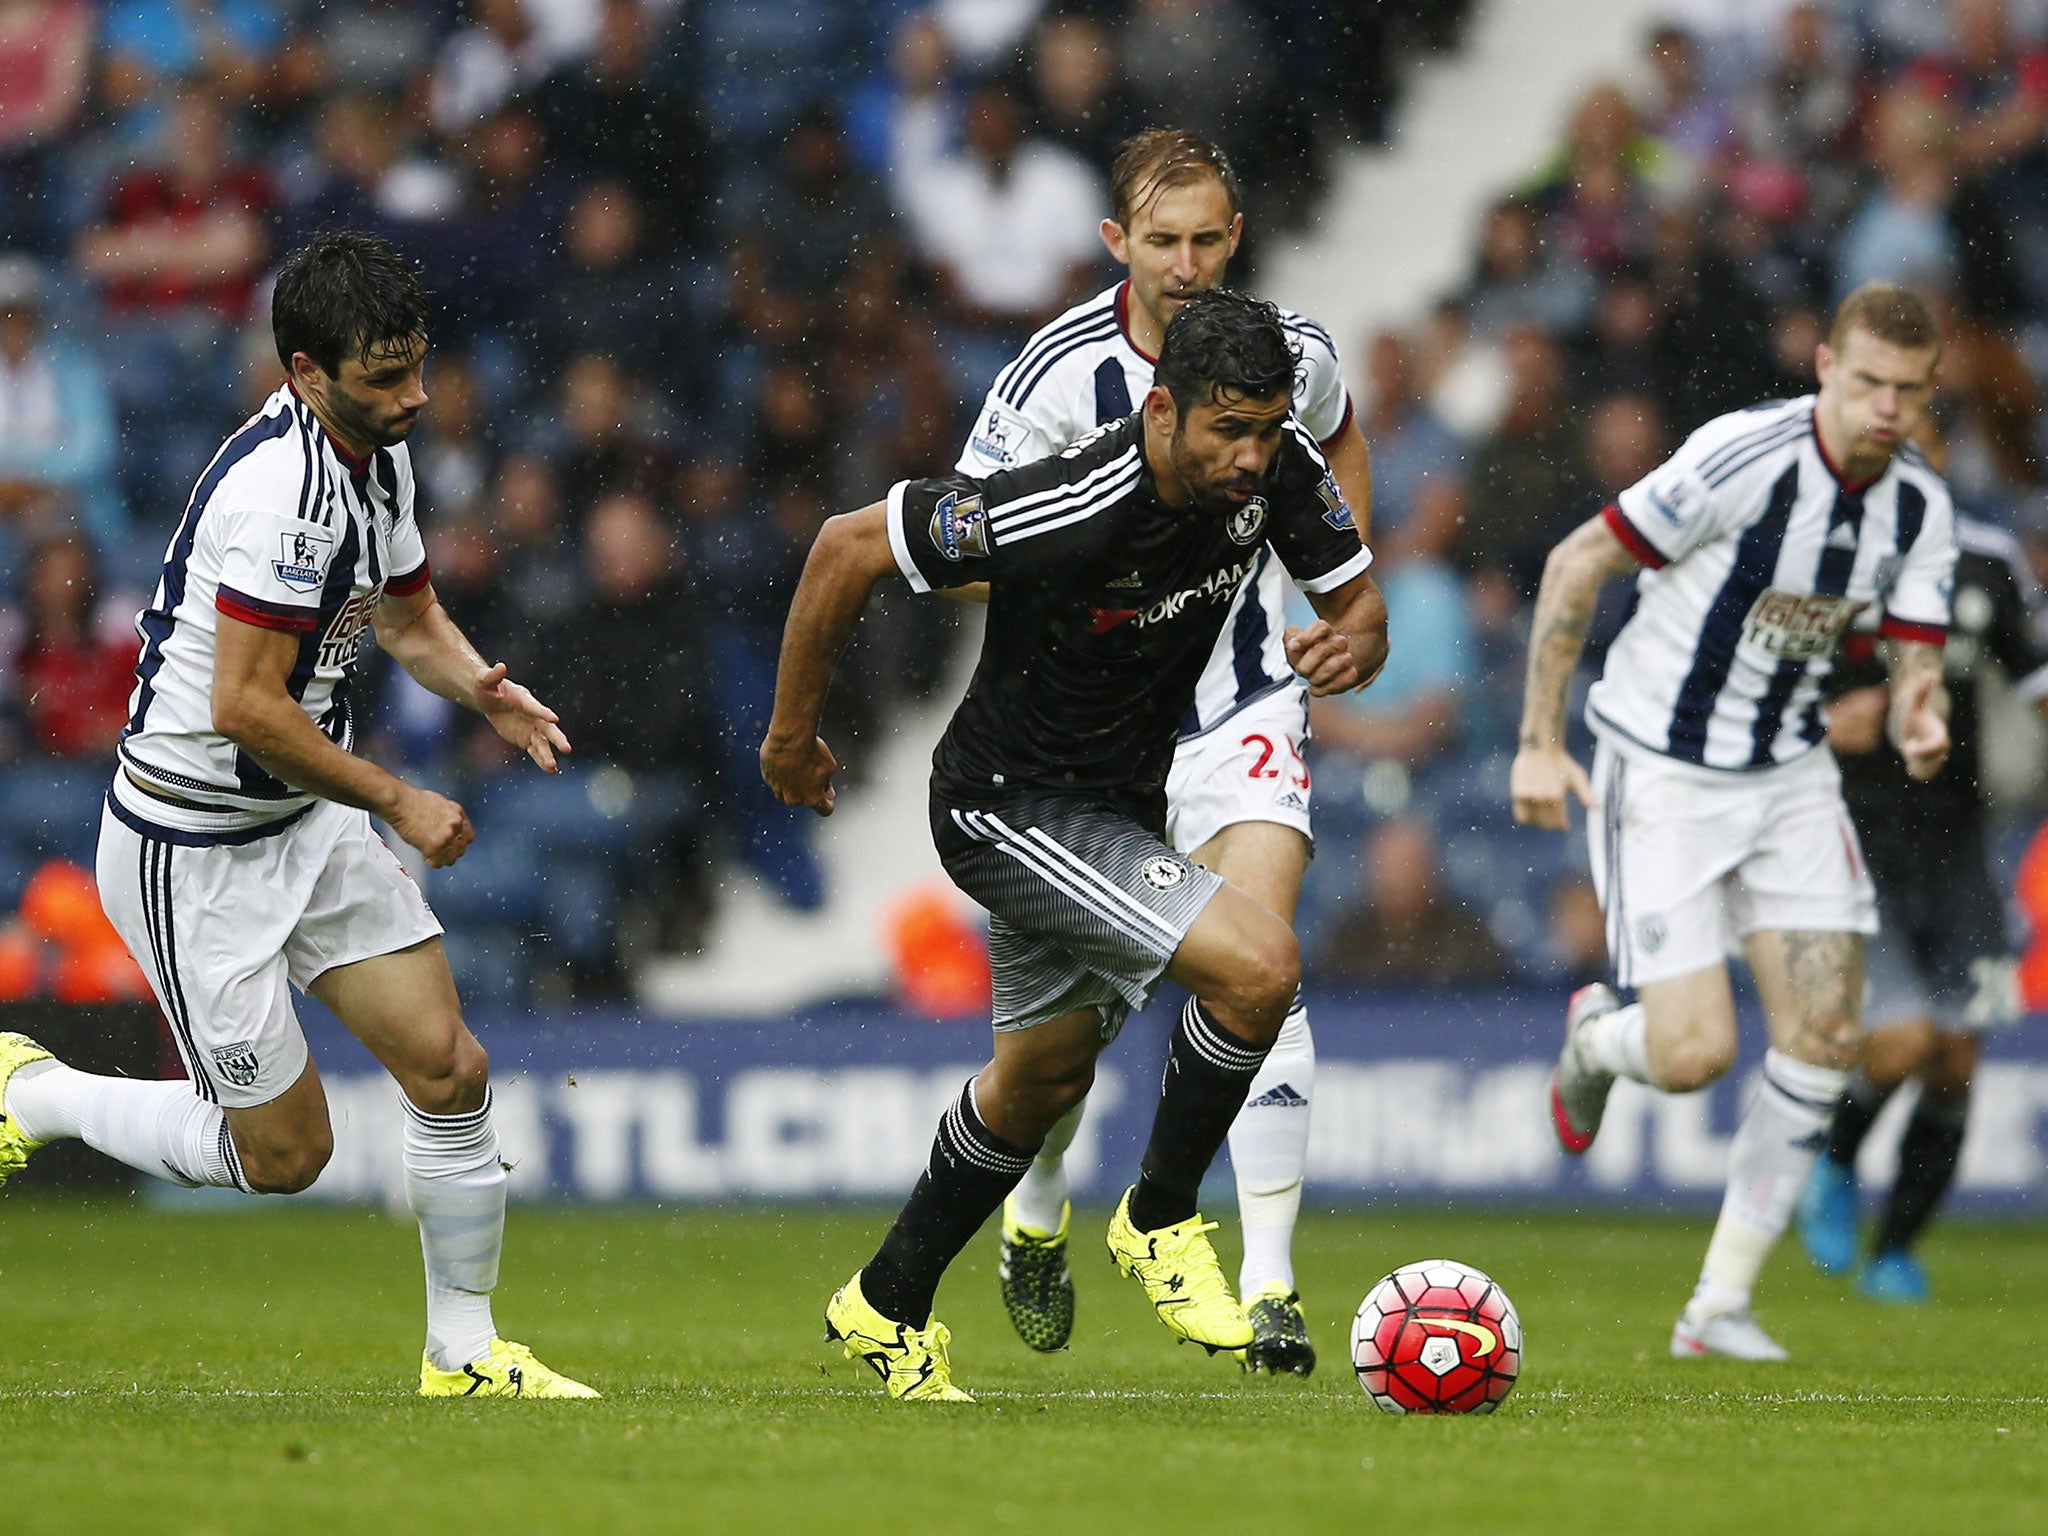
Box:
[956,279,1357,738]
[1588,395,1956,772]
[112,383,431,842]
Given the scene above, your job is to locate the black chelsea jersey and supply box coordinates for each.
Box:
[887,412,1374,805]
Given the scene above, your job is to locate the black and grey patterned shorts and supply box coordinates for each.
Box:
[932,790,1225,1035]
[1864,827,2018,1033]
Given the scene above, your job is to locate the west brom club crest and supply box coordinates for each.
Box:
[211,1041,261,1089]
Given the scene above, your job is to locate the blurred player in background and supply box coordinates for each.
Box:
[764,291,1386,1401]
[1799,482,2048,1303]
[1513,284,1956,1361]
[0,233,594,1399]
[956,128,1372,1376]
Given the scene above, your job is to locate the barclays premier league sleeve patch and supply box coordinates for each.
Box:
[273,529,334,591]
[1317,473,1355,531]
[929,491,991,562]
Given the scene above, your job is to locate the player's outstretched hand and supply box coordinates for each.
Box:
[475,662,571,773]
[761,731,839,816]
[1897,667,1951,781]
[1510,745,1595,831]
[1284,620,1360,696]
[389,785,476,868]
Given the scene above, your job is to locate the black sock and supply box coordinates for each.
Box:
[1874,1087,1969,1256]
[860,1082,1033,1328]
[1825,1070,1893,1166]
[1128,997,1272,1232]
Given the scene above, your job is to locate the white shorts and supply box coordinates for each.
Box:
[1587,738,1876,989]
[1164,686,1314,856]
[97,796,443,1108]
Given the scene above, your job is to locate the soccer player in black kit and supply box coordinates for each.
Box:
[761,291,1387,1400]
[1800,509,2048,1302]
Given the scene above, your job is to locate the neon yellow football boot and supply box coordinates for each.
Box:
[0,1033,54,1186]
[1106,1186,1253,1353]
[824,1271,974,1402]
[418,1339,601,1399]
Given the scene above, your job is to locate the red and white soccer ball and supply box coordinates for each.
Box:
[1350,1258,1522,1415]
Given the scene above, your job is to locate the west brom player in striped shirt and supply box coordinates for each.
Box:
[0,233,595,1398]
[763,291,1386,1400]
[956,128,1373,1375]
[1512,284,1956,1361]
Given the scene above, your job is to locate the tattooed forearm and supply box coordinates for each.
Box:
[1519,518,1641,749]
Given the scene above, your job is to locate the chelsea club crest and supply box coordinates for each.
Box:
[1227,495,1268,545]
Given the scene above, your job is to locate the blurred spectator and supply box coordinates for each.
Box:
[1834,87,1964,302]
[930,0,1044,71]
[1834,83,2025,319]
[535,0,705,251]
[1121,0,1276,172]
[894,79,1104,343]
[0,0,92,256]
[409,352,493,525]
[544,351,671,526]
[1571,261,1666,405]
[1310,475,1475,784]
[279,90,459,250]
[1358,327,1464,539]
[1460,195,1593,340]
[1542,875,1609,988]
[74,90,271,322]
[535,179,701,401]
[1529,83,1661,275]
[287,0,439,100]
[1738,2,1858,224]
[501,487,711,989]
[731,109,893,349]
[430,0,549,136]
[1584,390,1669,499]
[102,0,287,122]
[1414,297,1508,441]
[0,534,133,902]
[1027,11,1141,168]
[432,106,567,357]
[1312,818,1509,988]
[1635,23,1739,192]
[1902,0,2048,179]
[0,257,125,571]
[1459,323,1592,589]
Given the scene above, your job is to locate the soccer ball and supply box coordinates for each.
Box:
[1350,1258,1521,1415]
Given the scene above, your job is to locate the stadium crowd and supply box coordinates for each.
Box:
[1,0,2044,1004]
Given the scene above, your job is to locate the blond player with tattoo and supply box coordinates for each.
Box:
[1510,284,1956,1360]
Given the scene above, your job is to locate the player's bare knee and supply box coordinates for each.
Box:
[1214,924,1298,1041]
[1926,1031,1977,1098]
[241,1131,333,1195]
[1661,1029,1739,1092]
[405,1029,489,1116]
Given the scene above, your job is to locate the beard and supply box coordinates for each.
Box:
[330,388,420,450]
[1168,433,1263,515]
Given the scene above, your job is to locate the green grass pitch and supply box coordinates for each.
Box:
[0,1201,2042,1534]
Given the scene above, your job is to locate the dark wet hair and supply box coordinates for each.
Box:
[1154,289,1298,416]
[272,231,430,376]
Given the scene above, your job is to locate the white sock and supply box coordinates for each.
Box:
[5,1060,245,1189]
[1687,1051,1847,1320]
[1578,1002,1654,1084]
[1230,997,1314,1297]
[1008,1098,1083,1235]
[403,1089,506,1371]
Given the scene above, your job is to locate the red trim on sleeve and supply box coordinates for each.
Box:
[1318,393,1356,449]
[385,560,432,597]
[1880,617,1948,646]
[1602,502,1667,569]
[216,588,319,633]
